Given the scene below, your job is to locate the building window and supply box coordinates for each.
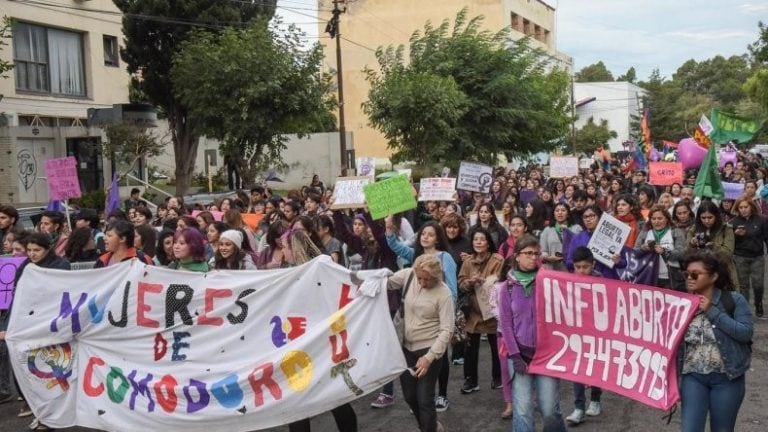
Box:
[511,13,520,30]
[103,35,119,67]
[13,22,86,97]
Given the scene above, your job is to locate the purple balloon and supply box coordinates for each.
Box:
[650,147,661,162]
[678,138,707,170]
[719,149,737,168]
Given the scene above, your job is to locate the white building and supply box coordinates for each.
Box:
[574,81,646,153]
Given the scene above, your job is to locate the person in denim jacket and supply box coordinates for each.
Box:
[678,250,753,432]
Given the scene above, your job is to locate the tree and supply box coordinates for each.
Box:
[103,122,166,179]
[171,22,336,186]
[573,117,617,154]
[363,9,570,166]
[1,17,14,95]
[113,0,276,195]
[748,21,768,64]
[575,61,614,82]
[617,67,637,83]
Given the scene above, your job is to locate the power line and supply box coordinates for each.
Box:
[340,36,376,52]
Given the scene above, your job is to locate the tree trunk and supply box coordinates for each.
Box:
[169,105,200,196]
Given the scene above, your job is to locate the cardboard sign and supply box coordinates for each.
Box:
[648,162,683,186]
[549,157,579,178]
[0,257,26,310]
[418,178,456,202]
[457,161,493,193]
[240,213,264,231]
[528,269,698,410]
[586,213,631,268]
[363,175,417,220]
[7,257,406,431]
[579,158,593,169]
[356,157,375,178]
[331,177,372,209]
[44,156,81,201]
[722,182,745,200]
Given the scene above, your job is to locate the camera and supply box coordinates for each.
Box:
[647,240,656,249]
[695,232,711,248]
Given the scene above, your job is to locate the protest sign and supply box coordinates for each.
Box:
[356,157,375,178]
[331,177,372,209]
[192,210,224,222]
[0,256,26,310]
[457,161,493,193]
[7,257,405,431]
[418,178,456,202]
[44,156,81,201]
[363,175,416,220]
[723,182,745,200]
[579,158,593,170]
[586,213,631,268]
[528,270,698,410]
[549,157,579,178]
[648,162,683,186]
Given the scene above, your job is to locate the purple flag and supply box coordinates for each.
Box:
[106,173,120,214]
[520,189,538,206]
[617,247,659,287]
[0,257,27,310]
[561,228,574,258]
[46,200,62,212]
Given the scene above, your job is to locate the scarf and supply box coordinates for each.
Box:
[615,213,639,246]
[176,259,209,273]
[652,227,670,243]
[514,269,537,297]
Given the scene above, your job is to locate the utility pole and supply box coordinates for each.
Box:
[326,0,348,174]
[571,74,576,155]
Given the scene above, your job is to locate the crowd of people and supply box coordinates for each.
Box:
[0,150,761,431]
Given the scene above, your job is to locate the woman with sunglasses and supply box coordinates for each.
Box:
[678,251,753,432]
[685,201,739,291]
[498,234,567,432]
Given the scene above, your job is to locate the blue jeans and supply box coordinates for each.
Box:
[510,361,567,432]
[572,382,601,411]
[681,372,745,432]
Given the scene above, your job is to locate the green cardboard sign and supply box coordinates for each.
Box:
[363,174,417,220]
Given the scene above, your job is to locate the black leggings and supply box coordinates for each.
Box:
[287,403,357,432]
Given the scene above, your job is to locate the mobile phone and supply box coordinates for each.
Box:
[647,240,656,248]
[555,252,563,258]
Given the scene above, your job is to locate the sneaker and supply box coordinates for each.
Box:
[18,403,33,418]
[435,396,449,412]
[452,357,464,365]
[491,380,502,389]
[370,393,394,409]
[0,393,13,404]
[586,401,602,416]
[460,380,480,394]
[566,408,585,425]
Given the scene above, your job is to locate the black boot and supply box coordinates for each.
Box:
[756,302,764,318]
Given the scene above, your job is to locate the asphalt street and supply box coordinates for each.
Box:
[1,315,766,432]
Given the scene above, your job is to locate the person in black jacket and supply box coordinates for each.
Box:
[731,197,768,317]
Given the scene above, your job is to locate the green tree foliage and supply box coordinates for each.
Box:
[363,9,570,166]
[113,0,276,195]
[575,61,614,82]
[0,16,14,102]
[574,116,617,154]
[171,22,336,186]
[748,21,768,64]
[617,67,637,83]
[673,56,751,108]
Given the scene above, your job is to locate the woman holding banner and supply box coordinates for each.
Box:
[565,205,623,279]
[634,205,680,289]
[679,251,753,432]
[498,234,567,432]
[540,203,582,272]
[387,254,454,432]
[168,228,209,272]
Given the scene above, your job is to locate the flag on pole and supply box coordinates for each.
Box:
[106,173,120,214]
[45,200,62,212]
[641,109,652,160]
[693,143,724,199]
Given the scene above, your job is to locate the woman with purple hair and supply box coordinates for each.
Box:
[169,228,209,272]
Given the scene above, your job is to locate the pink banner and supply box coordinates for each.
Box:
[528,270,698,410]
[44,156,81,201]
[0,256,27,310]
[191,210,224,221]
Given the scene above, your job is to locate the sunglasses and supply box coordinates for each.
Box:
[683,271,711,280]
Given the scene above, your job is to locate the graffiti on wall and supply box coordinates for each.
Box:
[17,149,37,191]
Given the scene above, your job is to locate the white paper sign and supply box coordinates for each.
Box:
[457,161,493,193]
[579,158,593,169]
[7,257,405,431]
[586,213,631,268]
[549,157,579,178]
[356,157,376,178]
[331,176,371,209]
[418,178,456,201]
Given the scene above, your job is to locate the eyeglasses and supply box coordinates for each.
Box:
[583,214,598,220]
[683,271,711,280]
[519,251,541,257]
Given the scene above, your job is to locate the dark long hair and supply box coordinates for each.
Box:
[682,250,735,291]
[155,229,175,266]
[413,221,453,259]
[470,227,497,255]
[213,244,247,270]
[694,200,724,234]
[64,228,94,262]
[527,199,549,232]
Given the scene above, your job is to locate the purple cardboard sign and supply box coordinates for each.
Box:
[0,257,27,310]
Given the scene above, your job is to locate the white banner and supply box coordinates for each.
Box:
[457,161,493,193]
[586,213,631,268]
[418,178,456,201]
[549,157,579,178]
[7,257,404,432]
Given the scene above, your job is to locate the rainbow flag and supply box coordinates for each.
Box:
[641,109,651,160]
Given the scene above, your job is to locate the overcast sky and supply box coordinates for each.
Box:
[275,0,768,80]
